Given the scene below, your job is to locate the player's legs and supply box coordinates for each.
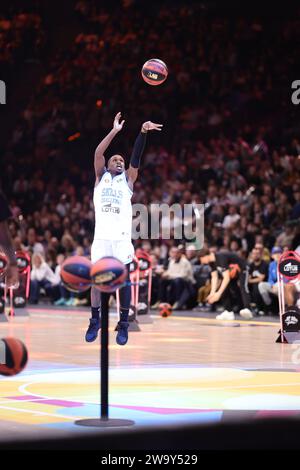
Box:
[113,240,134,266]
[91,285,101,317]
[86,239,113,342]
[116,264,131,345]
[119,265,131,317]
[112,240,134,345]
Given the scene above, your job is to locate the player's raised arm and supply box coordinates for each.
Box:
[127,121,163,189]
[94,112,125,183]
[0,190,19,289]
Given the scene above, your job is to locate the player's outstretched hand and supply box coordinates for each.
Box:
[113,112,125,132]
[142,121,163,132]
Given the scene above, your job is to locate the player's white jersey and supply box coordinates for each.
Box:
[93,170,133,240]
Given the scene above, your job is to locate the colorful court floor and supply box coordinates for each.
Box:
[1,309,300,440]
[2,363,300,435]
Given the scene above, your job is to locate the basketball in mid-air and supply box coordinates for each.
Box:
[0,337,28,376]
[141,58,168,86]
[60,256,92,293]
[91,256,127,293]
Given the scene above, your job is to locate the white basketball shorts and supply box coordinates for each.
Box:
[91,239,134,265]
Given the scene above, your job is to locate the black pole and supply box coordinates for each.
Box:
[101,296,109,419]
[74,290,135,428]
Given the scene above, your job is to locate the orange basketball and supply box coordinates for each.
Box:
[0,337,28,376]
[60,256,92,292]
[159,302,172,317]
[229,263,241,279]
[91,256,127,293]
[141,58,168,86]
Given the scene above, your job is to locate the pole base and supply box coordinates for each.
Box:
[137,313,153,324]
[128,320,141,332]
[74,418,135,428]
[276,330,300,343]
[8,307,29,317]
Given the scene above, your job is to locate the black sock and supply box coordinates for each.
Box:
[120,308,129,322]
[91,306,100,320]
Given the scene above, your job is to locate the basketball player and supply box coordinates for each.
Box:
[86,112,162,345]
[0,189,19,288]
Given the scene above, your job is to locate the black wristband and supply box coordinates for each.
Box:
[130,132,147,169]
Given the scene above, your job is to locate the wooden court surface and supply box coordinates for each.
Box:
[0,307,300,443]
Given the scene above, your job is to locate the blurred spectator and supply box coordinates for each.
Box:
[25,228,45,256]
[54,254,76,306]
[1,1,300,314]
[185,244,199,265]
[199,248,253,320]
[29,253,60,304]
[155,247,195,309]
[222,206,241,229]
[248,246,269,315]
[258,246,282,315]
[276,224,295,249]
[0,10,44,68]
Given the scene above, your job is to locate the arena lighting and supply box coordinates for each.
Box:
[67,132,81,142]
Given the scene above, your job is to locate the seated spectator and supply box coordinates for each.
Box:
[248,245,269,315]
[276,224,295,249]
[196,274,218,311]
[56,249,91,307]
[254,241,271,263]
[61,234,76,257]
[150,253,164,307]
[193,262,212,310]
[291,190,300,220]
[155,246,195,310]
[222,206,240,229]
[185,244,199,266]
[25,227,45,256]
[13,236,26,252]
[258,246,282,315]
[199,247,253,320]
[53,254,76,306]
[29,253,60,304]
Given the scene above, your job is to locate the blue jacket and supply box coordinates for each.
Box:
[268,260,278,285]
